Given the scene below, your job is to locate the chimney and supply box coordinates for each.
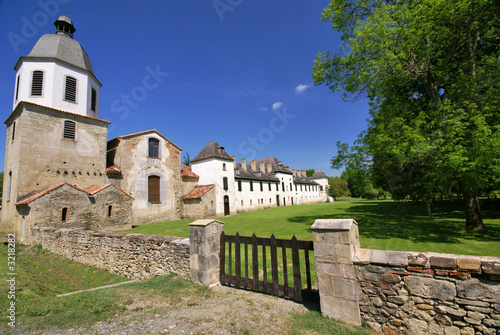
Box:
[259,162,265,173]
[302,170,306,178]
[292,169,296,177]
[230,155,235,160]
[250,160,257,171]
[241,158,247,171]
[267,162,272,173]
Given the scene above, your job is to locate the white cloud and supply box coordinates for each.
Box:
[272,102,283,110]
[294,84,310,94]
[259,107,268,112]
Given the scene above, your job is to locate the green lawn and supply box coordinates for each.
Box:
[121,199,500,256]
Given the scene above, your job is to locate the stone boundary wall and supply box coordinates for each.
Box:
[355,249,500,334]
[311,219,500,335]
[30,227,190,280]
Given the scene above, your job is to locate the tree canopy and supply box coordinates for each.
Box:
[314,0,500,229]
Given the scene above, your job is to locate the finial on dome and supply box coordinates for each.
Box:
[54,15,76,38]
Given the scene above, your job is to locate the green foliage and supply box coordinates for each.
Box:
[328,176,351,200]
[182,151,191,166]
[314,0,500,229]
[305,169,315,177]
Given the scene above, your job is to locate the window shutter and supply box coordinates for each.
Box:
[148,175,160,203]
[63,120,76,139]
[65,76,77,102]
[223,177,228,191]
[31,71,43,96]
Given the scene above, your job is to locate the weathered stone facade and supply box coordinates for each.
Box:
[311,219,500,334]
[31,227,190,280]
[106,130,182,224]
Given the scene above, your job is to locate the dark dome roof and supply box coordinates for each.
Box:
[26,33,95,75]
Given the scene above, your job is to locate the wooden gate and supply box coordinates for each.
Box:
[219,232,319,303]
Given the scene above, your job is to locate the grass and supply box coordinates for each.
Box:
[0,243,210,331]
[120,199,500,256]
[0,243,373,334]
[286,310,375,335]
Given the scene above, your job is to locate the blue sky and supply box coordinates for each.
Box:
[0,0,371,176]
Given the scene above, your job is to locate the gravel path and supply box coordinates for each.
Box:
[7,285,318,335]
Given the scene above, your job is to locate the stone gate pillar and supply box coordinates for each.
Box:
[189,219,224,286]
[311,219,362,326]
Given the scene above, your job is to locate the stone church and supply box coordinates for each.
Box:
[1,16,330,243]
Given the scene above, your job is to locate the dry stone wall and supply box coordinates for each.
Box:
[355,251,500,334]
[30,227,190,280]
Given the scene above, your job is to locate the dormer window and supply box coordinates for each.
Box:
[64,76,77,102]
[31,71,43,96]
[235,168,240,175]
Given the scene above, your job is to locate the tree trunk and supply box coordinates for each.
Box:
[425,201,433,220]
[462,189,485,229]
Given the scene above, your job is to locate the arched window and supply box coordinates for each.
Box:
[148,138,160,158]
[64,76,77,102]
[31,71,43,96]
[63,120,76,139]
[7,171,12,200]
[222,163,226,171]
[148,175,161,203]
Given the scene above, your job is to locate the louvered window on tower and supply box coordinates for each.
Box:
[91,88,97,111]
[31,71,43,96]
[63,120,76,139]
[65,76,77,102]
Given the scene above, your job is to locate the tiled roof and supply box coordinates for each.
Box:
[16,182,84,205]
[191,141,233,163]
[86,183,134,199]
[15,182,134,206]
[105,165,122,175]
[181,165,199,178]
[6,101,110,125]
[183,184,215,199]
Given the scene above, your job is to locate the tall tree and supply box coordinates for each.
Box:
[329,176,351,200]
[182,152,191,166]
[314,0,500,229]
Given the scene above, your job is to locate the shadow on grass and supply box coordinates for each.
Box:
[287,200,500,245]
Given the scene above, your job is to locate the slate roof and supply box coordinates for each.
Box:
[253,157,292,174]
[311,170,328,179]
[181,165,199,179]
[183,184,215,199]
[21,33,95,75]
[191,141,233,163]
[293,175,319,185]
[234,162,279,182]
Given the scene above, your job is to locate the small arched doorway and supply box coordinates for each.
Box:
[224,195,230,216]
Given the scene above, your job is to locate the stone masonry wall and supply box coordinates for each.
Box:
[30,227,190,280]
[355,250,500,334]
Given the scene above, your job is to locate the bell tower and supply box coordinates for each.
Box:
[12,15,101,118]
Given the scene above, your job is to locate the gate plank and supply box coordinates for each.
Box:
[291,235,302,301]
[282,243,288,298]
[270,234,279,296]
[252,233,258,291]
[235,232,241,287]
[244,238,249,289]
